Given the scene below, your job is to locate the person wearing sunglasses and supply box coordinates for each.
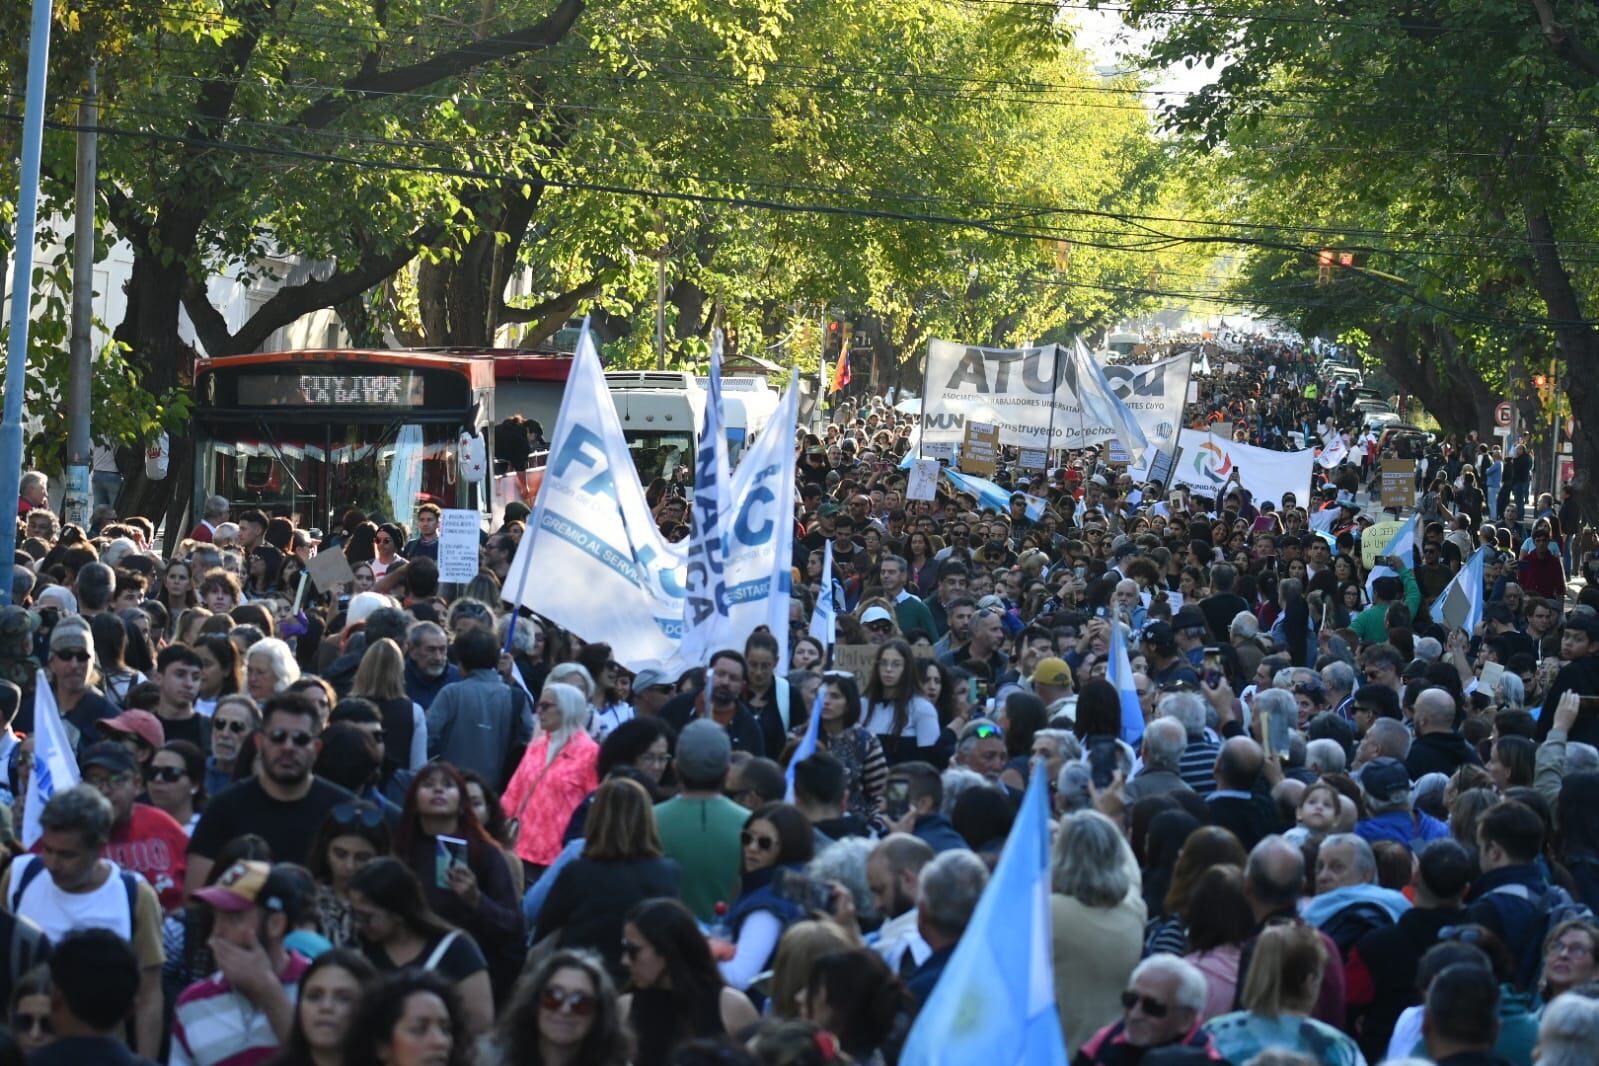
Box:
[188,693,359,893]
[1073,955,1217,1066]
[43,617,117,742]
[487,948,629,1066]
[147,739,207,835]
[719,803,815,992]
[78,740,190,914]
[370,522,407,579]
[8,966,53,1057]
[617,899,759,1066]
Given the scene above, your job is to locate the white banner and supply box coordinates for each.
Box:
[724,372,799,671]
[23,669,80,848]
[1103,353,1192,479]
[920,339,1149,456]
[1169,429,1316,508]
[502,324,689,675]
[680,335,736,667]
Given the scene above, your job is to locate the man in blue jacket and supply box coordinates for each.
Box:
[1466,799,1558,990]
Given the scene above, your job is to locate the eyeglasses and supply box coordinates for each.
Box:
[741,831,778,851]
[538,985,597,1015]
[214,718,252,735]
[1120,990,1169,1018]
[53,649,91,662]
[331,801,385,828]
[265,727,316,748]
[1549,939,1594,959]
[149,766,189,783]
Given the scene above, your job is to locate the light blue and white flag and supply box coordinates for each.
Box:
[1108,618,1145,746]
[1430,546,1489,634]
[808,537,837,651]
[941,468,1045,521]
[783,686,829,804]
[24,670,80,848]
[898,761,1067,1066]
[725,371,799,673]
[1061,339,1151,462]
[680,332,736,668]
[1381,512,1418,563]
[502,321,689,676]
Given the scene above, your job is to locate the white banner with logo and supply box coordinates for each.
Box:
[920,339,1148,456]
[1102,353,1192,478]
[723,372,799,671]
[1168,429,1316,508]
[680,336,737,667]
[503,325,689,675]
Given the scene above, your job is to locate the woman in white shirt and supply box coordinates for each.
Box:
[860,639,941,765]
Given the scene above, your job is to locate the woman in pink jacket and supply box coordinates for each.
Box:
[501,682,599,879]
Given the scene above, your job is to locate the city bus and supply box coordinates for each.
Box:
[192,350,499,533]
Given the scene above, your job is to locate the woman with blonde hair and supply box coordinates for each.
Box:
[1202,921,1362,1064]
[173,606,213,647]
[500,683,599,881]
[767,920,853,1019]
[350,637,427,778]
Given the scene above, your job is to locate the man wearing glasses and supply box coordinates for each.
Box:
[1074,956,1217,1066]
[187,693,356,894]
[80,741,189,913]
[43,617,117,741]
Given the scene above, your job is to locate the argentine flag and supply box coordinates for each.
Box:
[1429,546,1490,635]
[899,761,1067,1065]
[24,670,80,848]
[1108,620,1146,747]
[783,686,829,804]
[808,538,837,651]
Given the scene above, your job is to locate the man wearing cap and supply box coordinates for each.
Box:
[655,720,748,922]
[171,860,310,1066]
[630,667,678,718]
[1142,622,1200,689]
[1032,658,1074,707]
[81,741,189,912]
[188,495,230,545]
[858,603,899,646]
[1536,611,1599,744]
[1355,756,1448,851]
[99,708,165,772]
[1171,607,1211,669]
[45,617,118,742]
[0,786,165,1058]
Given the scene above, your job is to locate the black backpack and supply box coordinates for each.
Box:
[1320,900,1395,958]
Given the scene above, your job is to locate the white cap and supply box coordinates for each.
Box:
[859,605,894,625]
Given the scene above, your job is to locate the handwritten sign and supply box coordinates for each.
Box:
[437,509,483,583]
[906,459,941,502]
[1362,519,1405,570]
[831,644,881,680]
[960,420,998,477]
[1018,448,1048,470]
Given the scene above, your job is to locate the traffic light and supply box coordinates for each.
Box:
[1317,249,1334,285]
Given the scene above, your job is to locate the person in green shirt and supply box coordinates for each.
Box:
[881,555,937,641]
[1350,555,1421,646]
[654,719,747,922]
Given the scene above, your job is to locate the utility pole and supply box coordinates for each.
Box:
[63,64,97,530]
[0,0,56,604]
[654,253,667,371]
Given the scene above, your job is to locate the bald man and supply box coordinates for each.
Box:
[1237,835,1349,1027]
[1205,737,1281,850]
[1404,688,1482,780]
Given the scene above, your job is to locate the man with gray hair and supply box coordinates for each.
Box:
[1535,992,1599,1066]
[1125,718,1194,803]
[1354,717,1411,770]
[1162,691,1219,795]
[189,494,230,543]
[1303,832,1411,955]
[1237,836,1348,1026]
[404,619,459,710]
[1306,737,1348,776]
[908,849,989,1006]
[1405,687,1480,780]
[1321,660,1357,719]
[1076,954,1220,1063]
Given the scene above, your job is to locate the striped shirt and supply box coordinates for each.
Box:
[170,951,310,1066]
[1178,739,1221,795]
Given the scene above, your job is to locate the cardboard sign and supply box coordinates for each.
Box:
[305,545,356,590]
[1380,460,1416,510]
[831,644,881,680]
[1018,448,1048,470]
[906,459,941,502]
[437,509,483,583]
[960,420,999,477]
[1362,519,1405,570]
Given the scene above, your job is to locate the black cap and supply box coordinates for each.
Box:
[78,741,136,776]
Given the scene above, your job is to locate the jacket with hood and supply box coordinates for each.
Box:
[1405,730,1483,780]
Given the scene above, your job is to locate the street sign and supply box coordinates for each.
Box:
[1380,460,1416,510]
[1495,402,1511,428]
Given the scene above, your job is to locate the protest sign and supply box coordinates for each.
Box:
[1362,519,1405,570]
[832,644,880,679]
[305,546,356,590]
[437,510,482,583]
[906,458,941,501]
[960,421,999,476]
[1381,460,1416,510]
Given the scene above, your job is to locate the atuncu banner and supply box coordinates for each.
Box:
[1170,428,1316,507]
[1104,353,1192,474]
[920,340,1144,452]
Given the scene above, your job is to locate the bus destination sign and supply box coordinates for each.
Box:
[237,372,427,407]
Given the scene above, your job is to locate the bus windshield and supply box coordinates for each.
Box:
[197,421,461,530]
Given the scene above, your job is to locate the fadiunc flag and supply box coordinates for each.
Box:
[502,320,689,676]
[808,538,837,651]
[24,669,81,848]
[680,332,736,668]
[724,371,799,673]
[1108,620,1145,747]
[898,761,1067,1066]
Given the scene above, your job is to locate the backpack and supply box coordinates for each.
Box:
[1484,882,1595,990]
[9,855,140,924]
[1320,900,1395,958]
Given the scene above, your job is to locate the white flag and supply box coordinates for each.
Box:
[24,670,81,848]
[808,538,837,650]
[502,322,689,676]
[725,371,800,672]
[680,333,736,667]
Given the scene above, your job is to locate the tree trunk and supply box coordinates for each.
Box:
[1367,322,1501,441]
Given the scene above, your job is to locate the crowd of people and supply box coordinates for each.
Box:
[0,334,1594,1065]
